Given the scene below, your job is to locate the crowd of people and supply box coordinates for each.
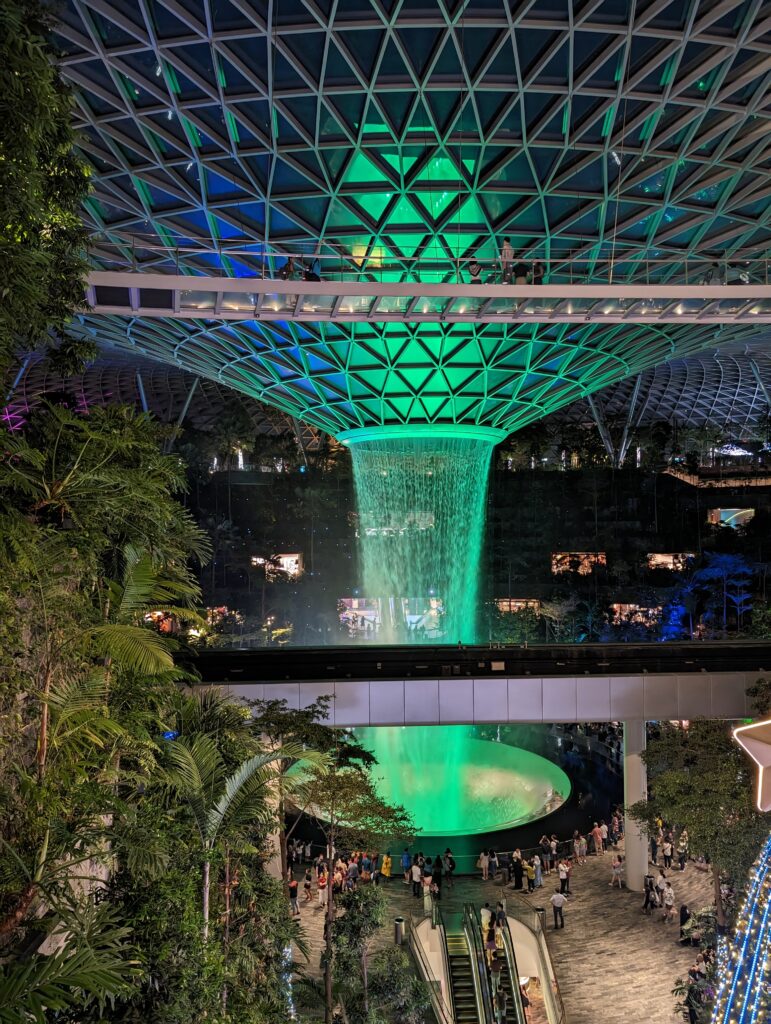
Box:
[285,839,398,915]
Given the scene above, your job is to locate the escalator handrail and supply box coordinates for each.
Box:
[462,903,495,1024]
[407,907,453,1024]
[432,903,455,1024]
[500,916,529,1024]
[506,898,567,1024]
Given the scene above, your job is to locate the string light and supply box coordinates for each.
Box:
[711,833,771,1023]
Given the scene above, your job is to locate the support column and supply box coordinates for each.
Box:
[623,720,648,892]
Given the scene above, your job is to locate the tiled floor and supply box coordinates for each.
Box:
[291,841,713,1023]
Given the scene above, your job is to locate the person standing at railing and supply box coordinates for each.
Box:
[500,237,514,283]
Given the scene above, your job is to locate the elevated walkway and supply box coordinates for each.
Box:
[87,270,771,324]
[189,642,770,725]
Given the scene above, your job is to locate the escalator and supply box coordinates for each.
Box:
[445,923,480,1023]
[464,903,528,1024]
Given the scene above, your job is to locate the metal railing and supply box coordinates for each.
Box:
[87,233,771,287]
[463,903,495,1024]
[500,913,529,1024]
[505,897,567,1024]
[408,901,453,1024]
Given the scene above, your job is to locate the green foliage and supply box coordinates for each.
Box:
[366,947,431,1024]
[628,719,770,904]
[0,903,139,1024]
[0,0,91,380]
[0,400,300,1022]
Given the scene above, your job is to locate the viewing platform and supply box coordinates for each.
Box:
[87,270,771,325]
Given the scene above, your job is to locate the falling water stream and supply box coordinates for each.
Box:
[342,428,500,643]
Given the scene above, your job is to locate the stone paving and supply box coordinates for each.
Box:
[291,841,714,1024]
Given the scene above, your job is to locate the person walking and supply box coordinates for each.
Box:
[550,889,567,929]
[288,873,299,917]
[303,868,313,903]
[317,868,328,908]
[662,881,676,924]
[558,859,569,895]
[578,833,588,865]
[526,858,536,892]
[479,849,490,881]
[443,848,456,889]
[642,872,657,915]
[512,850,524,891]
[432,855,443,899]
[600,820,609,852]
[662,838,673,869]
[539,835,551,875]
[591,822,604,855]
[411,859,422,897]
[650,830,660,866]
[609,855,624,889]
[401,848,412,883]
[533,853,543,889]
[677,831,689,871]
[381,851,392,881]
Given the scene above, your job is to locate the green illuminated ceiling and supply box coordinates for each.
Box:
[58,0,771,435]
[78,316,764,437]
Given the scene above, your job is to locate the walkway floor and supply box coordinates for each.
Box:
[292,842,714,1023]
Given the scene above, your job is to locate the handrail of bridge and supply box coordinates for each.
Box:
[87,235,771,286]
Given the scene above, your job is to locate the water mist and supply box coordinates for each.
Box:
[340,426,505,644]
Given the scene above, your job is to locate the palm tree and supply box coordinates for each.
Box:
[163,735,325,940]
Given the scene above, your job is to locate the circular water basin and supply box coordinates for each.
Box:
[354,725,570,837]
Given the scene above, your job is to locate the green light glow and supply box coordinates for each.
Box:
[354,726,571,836]
[343,426,505,643]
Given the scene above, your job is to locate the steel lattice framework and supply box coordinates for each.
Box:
[561,340,771,437]
[55,0,771,436]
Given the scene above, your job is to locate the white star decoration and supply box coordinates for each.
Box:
[734,719,771,812]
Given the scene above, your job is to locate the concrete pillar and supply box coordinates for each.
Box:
[623,720,648,892]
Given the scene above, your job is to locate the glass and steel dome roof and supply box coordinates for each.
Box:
[55,0,771,435]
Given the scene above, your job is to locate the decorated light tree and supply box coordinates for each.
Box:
[710,721,771,1023]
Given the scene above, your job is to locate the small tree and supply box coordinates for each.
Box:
[303,760,414,1024]
[334,884,387,1017]
[250,697,375,883]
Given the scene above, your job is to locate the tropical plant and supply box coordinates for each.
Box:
[0,0,91,383]
[334,885,387,1017]
[0,903,139,1024]
[163,735,323,939]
